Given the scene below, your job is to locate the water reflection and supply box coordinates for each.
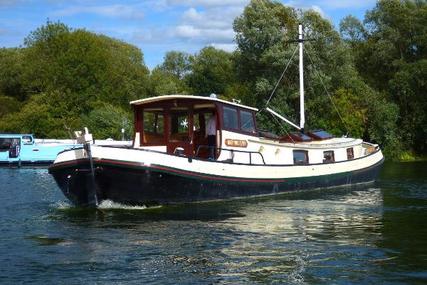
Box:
[47,186,386,284]
[378,163,427,282]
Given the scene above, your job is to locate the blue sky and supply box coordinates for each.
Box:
[0,0,377,69]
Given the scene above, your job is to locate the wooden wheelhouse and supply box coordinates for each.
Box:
[131,95,258,159]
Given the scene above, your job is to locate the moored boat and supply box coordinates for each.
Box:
[48,25,384,206]
[0,133,132,167]
[0,134,80,167]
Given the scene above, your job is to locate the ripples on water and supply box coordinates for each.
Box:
[0,163,426,284]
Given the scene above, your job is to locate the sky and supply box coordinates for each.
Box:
[0,0,377,70]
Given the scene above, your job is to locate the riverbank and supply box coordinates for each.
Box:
[398,151,427,162]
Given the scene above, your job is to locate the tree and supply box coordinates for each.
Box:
[232,0,401,158]
[148,51,192,96]
[22,22,149,110]
[0,95,21,118]
[339,15,366,42]
[0,20,149,138]
[187,46,235,96]
[82,103,133,140]
[0,92,76,138]
[149,67,189,95]
[0,48,26,101]
[159,51,192,79]
[345,0,427,155]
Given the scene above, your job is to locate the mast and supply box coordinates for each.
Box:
[298,24,305,132]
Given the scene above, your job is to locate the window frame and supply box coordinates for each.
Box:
[239,109,256,134]
[293,150,309,165]
[222,105,239,131]
[347,147,354,160]
[169,109,190,142]
[323,150,335,163]
[142,109,166,145]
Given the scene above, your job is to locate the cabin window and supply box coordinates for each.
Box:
[347,147,354,160]
[170,110,189,142]
[22,135,33,145]
[293,150,309,165]
[323,151,335,163]
[223,106,238,130]
[0,138,13,152]
[143,110,164,144]
[240,110,255,133]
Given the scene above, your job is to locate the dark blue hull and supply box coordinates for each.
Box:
[49,157,384,206]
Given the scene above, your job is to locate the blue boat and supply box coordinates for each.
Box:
[0,134,80,167]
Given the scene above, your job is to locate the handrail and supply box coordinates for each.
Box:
[195,145,266,165]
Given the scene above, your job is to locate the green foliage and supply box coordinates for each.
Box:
[0,92,78,138]
[187,47,235,95]
[366,95,401,158]
[339,15,366,42]
[22,22,149,110]
[159,51,192,79]
[149,67,190,95]
[0,95,21,117]
[233,0,367,137]
[81,103,132,140]
[341,0,427,157]
[0,48,26,101]
[149,51,193,96]
[233,0,298,106]
[0,20,148,139]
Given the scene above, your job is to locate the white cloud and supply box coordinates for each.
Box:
[175,25,201,38]
[285,0,376,10]
[166,0,249,7]
[182,6,242,29]
[310,5,326,18]
[169,5,243,46]
[209,42,236,52]
[52,4,144,19]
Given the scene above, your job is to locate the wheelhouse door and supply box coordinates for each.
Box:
[167,108,193,156]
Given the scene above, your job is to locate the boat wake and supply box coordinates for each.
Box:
[52,200,159,211]
[54,201,73,209]
[97,200,152,210]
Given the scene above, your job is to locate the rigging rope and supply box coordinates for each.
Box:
[305,46,350,135]
[266,46,299,106]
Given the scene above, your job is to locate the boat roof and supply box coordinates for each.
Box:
[0,133,33,138]
[130,95,258,112]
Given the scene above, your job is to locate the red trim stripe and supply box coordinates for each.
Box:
[51,158,286,183]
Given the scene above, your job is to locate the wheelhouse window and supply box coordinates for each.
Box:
[323,151,335,163]
[293,150,309,165]
[143,109,164,144]
[347,147,354,160]
[223,106,238,130]
[240,110,255,133]
[170,110,189,142]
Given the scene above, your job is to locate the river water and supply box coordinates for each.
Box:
[0,162,426,284]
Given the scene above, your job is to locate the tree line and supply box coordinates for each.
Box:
[0,0,425,160]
